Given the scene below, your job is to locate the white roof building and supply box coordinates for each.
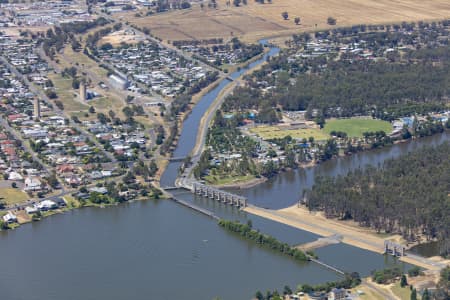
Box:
[3,211,17,223]
[37,200,57,210]
[24,176,42,191]
[25,206,38,214]
[8,171,23,181]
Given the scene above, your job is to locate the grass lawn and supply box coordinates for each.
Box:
[324,118,393,138]
[355,286,385,300]
[63,195,81,209]
[89,96,124,112]
[0,188,29,205]
[70,111,97,122]
[134,116,155,129]
[61,47,109,78]
[204,174,255,185]
[249,125,329,141]
[391,282,412,300]
[48,74,89,112]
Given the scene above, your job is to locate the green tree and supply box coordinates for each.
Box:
[255,291,263,300]
[410,288,417,300]
[408,266,422,277]
[0,220,9,230]
[400,274,408,287]
[72,78,80,89]
[327,16,337,25]
[283,285,292,295]
[281,11,288,20]
[47,172,59,188]
[294,17,300,25]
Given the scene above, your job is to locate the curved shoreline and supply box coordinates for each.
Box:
[199,129,450,192]
[244,204,450,271]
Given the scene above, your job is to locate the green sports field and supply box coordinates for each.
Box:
[249,126,329,141]
[324,118,393,138]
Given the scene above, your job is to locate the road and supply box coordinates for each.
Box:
[96,10,224,77]
[362,279,397,300]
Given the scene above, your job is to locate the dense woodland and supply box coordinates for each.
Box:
[274,60,450,120]
[42,17,111,59]
[235,47,450,121]
[221,23,450,123]
[307,142,450,255]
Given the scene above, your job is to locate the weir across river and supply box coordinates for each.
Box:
[192,182,247,207]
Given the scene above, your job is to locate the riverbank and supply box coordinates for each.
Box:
[207,175,268,189]
[0,194,166,233]
[244,204,449,271]
[203,127,450,191]
[158,47,274,179]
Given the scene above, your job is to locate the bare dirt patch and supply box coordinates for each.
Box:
[99,29,146,46]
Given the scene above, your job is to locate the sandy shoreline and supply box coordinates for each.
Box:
[244,204,449,270]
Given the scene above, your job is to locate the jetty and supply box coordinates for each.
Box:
[170,196,219,220]
[309,257,345,276]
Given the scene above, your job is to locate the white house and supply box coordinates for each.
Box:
[8,171,23,181]
[3,211,17,223]
[25,206,38,214]
[329,288,346,300]
[37,200,57,211]
[24,176,42,191]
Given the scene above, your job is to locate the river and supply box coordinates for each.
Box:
[2,41,446,300]
[230,132,450,209]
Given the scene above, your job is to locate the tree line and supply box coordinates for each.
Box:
[218,219,310,261]
[306,142,450,255]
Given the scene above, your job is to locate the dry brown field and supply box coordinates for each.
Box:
[119,0,450,42]
[99,29,147,46]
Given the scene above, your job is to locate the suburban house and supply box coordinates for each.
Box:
[3,211,17,223]
[25,206,38,214]
[23,176,42,191]
[329,288,346,300]
[37,200,57,211]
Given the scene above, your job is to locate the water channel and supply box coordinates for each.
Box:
[1,41,447,300]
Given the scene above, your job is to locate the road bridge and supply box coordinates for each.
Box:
[168,156,188,162]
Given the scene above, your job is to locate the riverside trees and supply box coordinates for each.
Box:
[306,142,450,255]
[218,219,309,262]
